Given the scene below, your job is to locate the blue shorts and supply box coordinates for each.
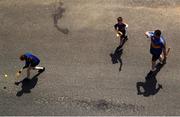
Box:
[150,48,162,61]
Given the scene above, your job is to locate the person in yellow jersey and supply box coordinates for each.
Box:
[19,52,45,79]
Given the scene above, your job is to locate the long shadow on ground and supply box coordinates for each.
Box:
[15,71,45,97]
[110,38,128,71]
[136,63,165,97]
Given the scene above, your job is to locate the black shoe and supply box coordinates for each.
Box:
[159,84,163,89]
[38,67,45,73]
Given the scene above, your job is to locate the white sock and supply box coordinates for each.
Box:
[35,66,44,70]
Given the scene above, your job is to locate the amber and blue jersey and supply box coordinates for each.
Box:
[146,31,166,55]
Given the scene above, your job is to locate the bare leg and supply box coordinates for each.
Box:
[159,54,164,64]
[120,38,123,47]
[27,67,33,78]
[151,60,156,71]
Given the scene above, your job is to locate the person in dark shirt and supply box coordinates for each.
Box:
[114,17,128,47]
[19,53,45,78]
[145,30,167,71]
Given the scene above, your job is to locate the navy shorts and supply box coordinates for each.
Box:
[30,61,40,67]
[150,48,162,61]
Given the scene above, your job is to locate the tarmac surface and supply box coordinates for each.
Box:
[0,0,180,116]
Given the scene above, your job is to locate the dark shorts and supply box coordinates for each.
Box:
[30,61,40,67]
[150,48,162,61]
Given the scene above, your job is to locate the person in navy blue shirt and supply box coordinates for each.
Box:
[19,53,45,78]
[145,30,167,71]
[114,17,128,47]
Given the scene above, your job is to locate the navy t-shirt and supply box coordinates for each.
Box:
[114,23,126,37]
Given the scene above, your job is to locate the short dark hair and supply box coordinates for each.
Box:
[154,30,161,37]
[117,17,123,22]
[20,55,26,61]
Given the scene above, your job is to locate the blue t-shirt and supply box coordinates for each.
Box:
[146,31,166,55]
[23,53,40,68]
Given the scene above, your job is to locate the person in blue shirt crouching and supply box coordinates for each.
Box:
[19,53,45,79]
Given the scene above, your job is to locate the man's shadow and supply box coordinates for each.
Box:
[15,71,44,97]
[110,38,128,71]
[136,63,165,97]
[52,2,69,34]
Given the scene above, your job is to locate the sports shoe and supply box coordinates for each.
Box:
[38,67,45,73]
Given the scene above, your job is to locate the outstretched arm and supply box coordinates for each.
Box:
[18,62,30,74]
[22,58,31,69]
[23,62,30,69]
[145,31,154,38]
